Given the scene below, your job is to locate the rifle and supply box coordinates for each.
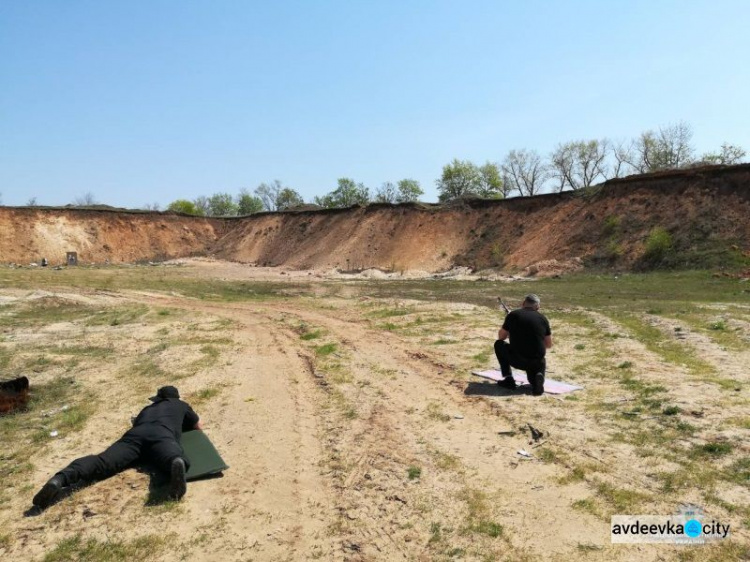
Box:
[497,297,511,316]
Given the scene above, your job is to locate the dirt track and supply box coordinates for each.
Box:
[2,262,749,561]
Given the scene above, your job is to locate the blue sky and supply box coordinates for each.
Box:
[2,1,749,207]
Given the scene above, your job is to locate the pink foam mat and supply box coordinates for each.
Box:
[471,369,583,394]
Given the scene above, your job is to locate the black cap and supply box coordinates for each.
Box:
[149,385,180,402]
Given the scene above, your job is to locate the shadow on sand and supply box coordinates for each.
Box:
[463,381,535,397]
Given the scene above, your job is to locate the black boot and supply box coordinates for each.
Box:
[531,373,545,396]
[497,376,517,390]
[32,476,64,509]
[169,458,187,500]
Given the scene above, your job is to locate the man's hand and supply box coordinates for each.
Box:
[544,335,553,349]
[498,328,509,341]
[194,420,203,430]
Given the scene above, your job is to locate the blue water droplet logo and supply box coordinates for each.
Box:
[685,519,702,538]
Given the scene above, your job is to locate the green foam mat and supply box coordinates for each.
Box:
[180,430,229,481]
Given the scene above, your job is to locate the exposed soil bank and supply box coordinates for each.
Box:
[2,164,749,271]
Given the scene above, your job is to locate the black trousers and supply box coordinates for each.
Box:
[55,424,188,487]
[494,340,546,380]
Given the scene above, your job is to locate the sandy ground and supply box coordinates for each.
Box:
[1,262,748,561]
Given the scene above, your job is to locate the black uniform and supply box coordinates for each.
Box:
[53,397,199,488]
[494,307,551,380]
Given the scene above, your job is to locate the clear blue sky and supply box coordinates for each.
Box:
[2,1,749,208]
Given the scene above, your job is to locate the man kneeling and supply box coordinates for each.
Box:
[33,385,201,510]
[494,294,553,396]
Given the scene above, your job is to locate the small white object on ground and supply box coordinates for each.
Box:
[49,430,59,437]
[454,414,464,419]
[517,449,532,458]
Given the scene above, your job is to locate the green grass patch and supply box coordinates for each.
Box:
[0,376,94,484]
[537,447,559,463]
[572,498,598,515]
[690,442,733,459]
[724,458,750,487]
[457,488,503,539]
[425,402,451,422]
[610,313,725,384]
[0,266,297,303]
[187,386,223,406]
[594,481,649,513]
[367,307,415,318]
[315,342,338,356]
[471,350,491,364]
[43,533,170,562]
[407,466,422,480]
[300,329,322,340]
[430,338,458,345]
[84,305,149,326]
[0,297,93,328]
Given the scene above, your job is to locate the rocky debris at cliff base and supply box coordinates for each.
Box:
[522,258,584,278]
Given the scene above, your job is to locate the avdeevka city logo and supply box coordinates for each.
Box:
[681,504,704,541]
[611,504,730,544]
[684,519,702,538]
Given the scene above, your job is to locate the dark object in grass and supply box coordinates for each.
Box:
[0,375,30,414]
[527,423,544,441]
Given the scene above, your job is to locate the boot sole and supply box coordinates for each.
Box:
[169,459,187,500]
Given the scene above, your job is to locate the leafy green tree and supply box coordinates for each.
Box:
[700,143,746,165]
[436,159,482,201]
[276,188,304,210]
[396,179,423,202]
[237,189,264,214]
[314,178,369,208]
[632,121,694,172]
[167,199,203,215]
[477,163,504,198]
[207,192,238,216]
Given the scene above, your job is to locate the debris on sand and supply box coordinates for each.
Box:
[522,258,583,278]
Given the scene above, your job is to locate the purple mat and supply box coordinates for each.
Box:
[471,369,583,394]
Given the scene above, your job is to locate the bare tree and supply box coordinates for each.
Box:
[549,144,575,192]
[143,202,161,211]
[610,139,636,178]
[27,197,38,206]
[255,180,285,212]
[374,182,398,203]
[550,140,609,191]
[501,149,549,196]
[193,196,210,215]
[73,192,98,206]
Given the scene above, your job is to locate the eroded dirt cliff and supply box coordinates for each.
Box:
[1,164,749,271]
